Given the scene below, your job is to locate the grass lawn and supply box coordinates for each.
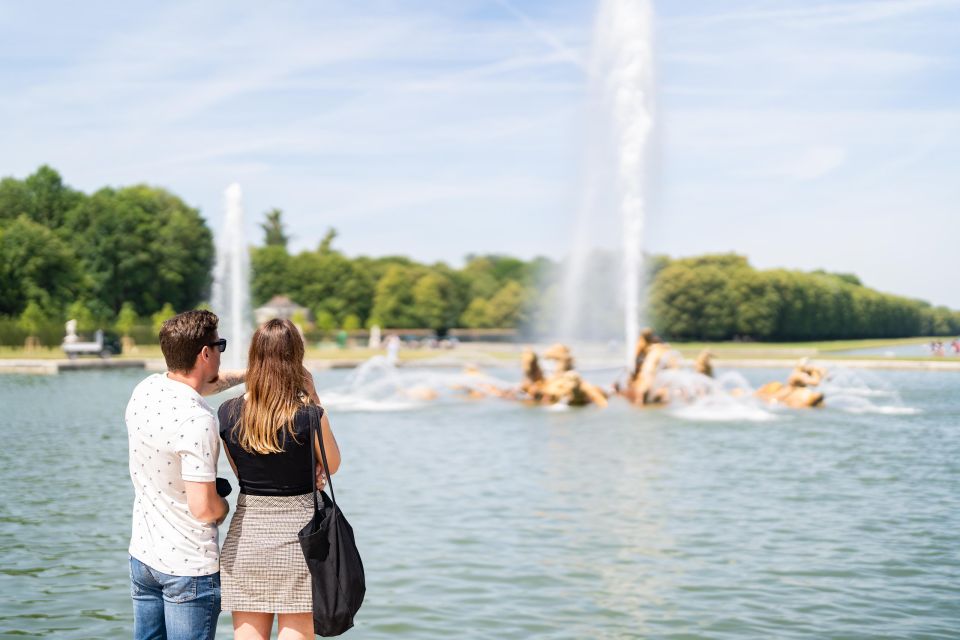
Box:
[669,336,950,360]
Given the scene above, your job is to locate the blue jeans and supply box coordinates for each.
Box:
[130,556,220,640]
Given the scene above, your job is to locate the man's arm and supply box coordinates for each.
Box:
[200,369,246,396]
[184,481,230,524]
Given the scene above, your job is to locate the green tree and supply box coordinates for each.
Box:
[412,272,459,330]
[18,301,46,335]
[115,302,139,337]
[250,245,292,306]
[462,257,502,300]
[649,255,742,340]
[25,166,82,228]
[486,280,528,328]
[151,303,176,335]
[0,215,86,317]
[65,185,214,315]
[730,271,779,339]
[460,298,493,328]
[0,166,82,228]
[0,177,31,224]
[318,228,338,256]
[65,300,96,333]
[291,309,308,331]
[260,208,289,248]
[464,254,534,285]
[369,265,419,328]
[353,255,415,285]
[287,251,375,325]
[314,310,336,333]
[342,314,361,331]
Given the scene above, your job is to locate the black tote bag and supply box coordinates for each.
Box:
[298,405,365,636]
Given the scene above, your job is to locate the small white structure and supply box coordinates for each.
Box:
[254,295,310,325]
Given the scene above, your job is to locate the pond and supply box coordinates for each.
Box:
[1,365,958,639]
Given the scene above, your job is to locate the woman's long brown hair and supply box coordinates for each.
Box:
[235,319,313,454]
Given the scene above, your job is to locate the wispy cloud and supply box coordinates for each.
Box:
[665,0,960,28]
[1,0,958,307]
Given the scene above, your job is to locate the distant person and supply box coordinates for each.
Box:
[952,339,960,355]
[126,310,246,640]
[217,319,341,640]
[385,333,401,364]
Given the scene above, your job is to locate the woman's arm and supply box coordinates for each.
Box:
[302,367,340,477]
[223,445,239,477]
[314,410,341,476]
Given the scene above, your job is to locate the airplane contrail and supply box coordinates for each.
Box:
[491,0,587,71]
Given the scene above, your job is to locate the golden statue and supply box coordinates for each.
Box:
[755,358,826,408]
[615,329,677,406]
[519,344,608,407]
[694,350,715,378]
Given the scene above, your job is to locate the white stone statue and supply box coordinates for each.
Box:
[368,324,382,349]
[64,319,79,344]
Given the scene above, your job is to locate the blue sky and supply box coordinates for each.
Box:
[2,0,958,307]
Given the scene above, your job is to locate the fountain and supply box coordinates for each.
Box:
[558,0,654,364]
[211,183,253,370]
[320,356,516,412]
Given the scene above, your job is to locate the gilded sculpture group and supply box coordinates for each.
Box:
[495,328,827,409]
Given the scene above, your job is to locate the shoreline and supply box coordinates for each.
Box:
[2,355,959,375]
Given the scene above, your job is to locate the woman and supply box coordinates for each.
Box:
[218,319,341,640]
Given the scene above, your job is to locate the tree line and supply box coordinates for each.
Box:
[251,222,546,334]
[0,166,212,343]
[1,166,957,346]
[647,254,960,341]
[252,213,960,341]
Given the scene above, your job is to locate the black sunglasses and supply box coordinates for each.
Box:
[208,338,227,353]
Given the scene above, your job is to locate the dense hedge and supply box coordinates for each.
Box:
[648,254,960,341]
[0,319,160,347]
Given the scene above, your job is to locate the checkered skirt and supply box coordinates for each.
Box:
[220,492,315,613]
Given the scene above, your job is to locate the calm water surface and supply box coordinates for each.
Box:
[0,367,958,639]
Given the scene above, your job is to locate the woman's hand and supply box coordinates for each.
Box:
[316,463,328,490]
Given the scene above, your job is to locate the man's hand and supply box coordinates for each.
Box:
[185,481,230,523]
[215,498,230,526]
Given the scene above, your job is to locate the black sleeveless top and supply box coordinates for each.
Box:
[218,397,323,496]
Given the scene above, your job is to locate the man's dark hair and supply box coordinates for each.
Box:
[159,310,219,373]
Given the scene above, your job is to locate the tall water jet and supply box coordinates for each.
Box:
[212,183,252,370]
[557,0,654,364]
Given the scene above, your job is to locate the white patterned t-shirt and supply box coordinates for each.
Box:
[126,373,220,576]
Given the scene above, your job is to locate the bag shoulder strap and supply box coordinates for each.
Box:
[308,403,337,513]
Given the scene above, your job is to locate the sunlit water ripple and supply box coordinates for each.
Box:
[0,367,958,639]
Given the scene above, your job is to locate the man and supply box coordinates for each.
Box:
[126,310,245,640]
